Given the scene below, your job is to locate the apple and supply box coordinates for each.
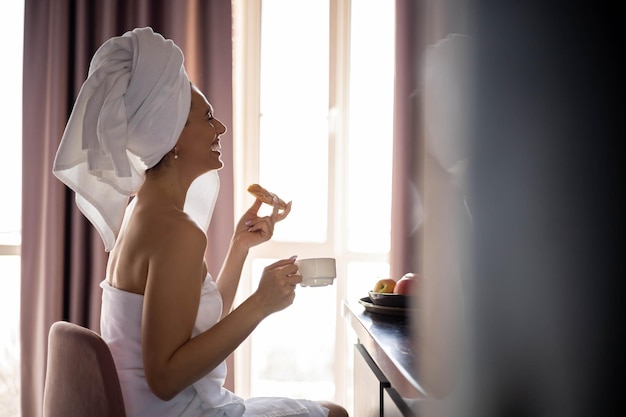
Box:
[393,273,420,296]
[372,278,396,293]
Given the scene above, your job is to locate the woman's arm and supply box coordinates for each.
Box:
[216,198,292,316]
[141,219,299,401]
[214,237,248,318]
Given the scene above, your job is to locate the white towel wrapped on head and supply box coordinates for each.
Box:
[53,27,192,251]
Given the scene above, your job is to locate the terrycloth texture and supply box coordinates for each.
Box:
[100,278,328,417]
[100,278,242,417]
[53,27,191,251]
[190,278,245,413]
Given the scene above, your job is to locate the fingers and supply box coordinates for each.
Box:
[269,196,287,223]
[264,256,297,271]
[270,197,280,218]
[245,198,291,229]
[287,272,303,287]
[256,257,302,314]
[275,201,292,222]
[264,258,302,288]
[284,266,303,287]
[239,196,291,252]
[246,198,263,215]
[245,215,274,237]
[248,195,289,217]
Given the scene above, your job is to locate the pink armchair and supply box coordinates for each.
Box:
[43,321,126,417]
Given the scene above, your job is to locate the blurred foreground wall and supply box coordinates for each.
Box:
[418,1,621,416]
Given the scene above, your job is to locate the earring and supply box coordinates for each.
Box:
[173,147,179,159]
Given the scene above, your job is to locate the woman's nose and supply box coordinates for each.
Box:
[215,119,227,135]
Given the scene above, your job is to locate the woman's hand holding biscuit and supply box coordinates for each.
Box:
[231,185,291,250]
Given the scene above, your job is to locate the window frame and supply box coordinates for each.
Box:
[232,0,393,410]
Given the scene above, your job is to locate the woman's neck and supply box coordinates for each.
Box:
[140,168,190,210]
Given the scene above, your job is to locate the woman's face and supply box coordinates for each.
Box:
[178,85,227,172]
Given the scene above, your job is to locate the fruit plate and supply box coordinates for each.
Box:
[368,291,414,308]
[359,297,413,316]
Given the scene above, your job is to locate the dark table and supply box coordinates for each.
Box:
[342,299,425,400]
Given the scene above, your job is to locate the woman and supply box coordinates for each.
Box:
[53,27,347,417]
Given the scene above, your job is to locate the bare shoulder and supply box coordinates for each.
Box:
[107,204,206,293]
[139,205,207,296]
[143,207,207,260]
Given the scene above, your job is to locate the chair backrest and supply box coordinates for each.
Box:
[43,321,126,417]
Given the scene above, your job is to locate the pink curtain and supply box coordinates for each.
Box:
[21,1,233,415]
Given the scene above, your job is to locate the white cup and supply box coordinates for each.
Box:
[296,258,337,287]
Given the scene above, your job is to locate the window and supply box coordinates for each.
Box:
[0,2,23,417]
[232,1,395,413]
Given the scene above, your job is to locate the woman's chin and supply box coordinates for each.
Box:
[210,160,224,171]
[208,153,224,169]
